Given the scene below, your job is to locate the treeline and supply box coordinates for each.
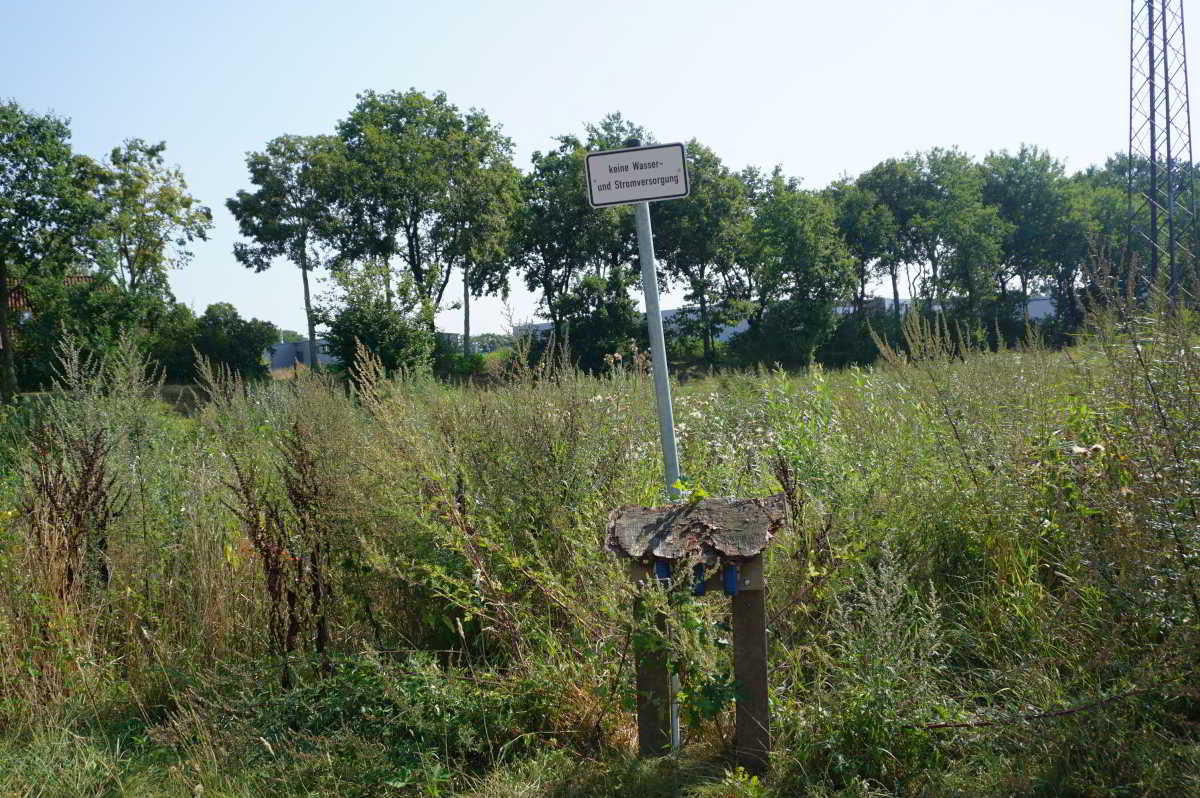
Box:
[226,89,1196,373]
[0,102,279,396]
[3,91,1191,393]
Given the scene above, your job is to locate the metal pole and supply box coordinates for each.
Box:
[633,198,682,753]
[1181,0,1198,299]
[1176,0,1195,298]
[1163,0,1178,297]
[634,200,681,500]
[1130,0,1139,281]
[1150,0,1162,289]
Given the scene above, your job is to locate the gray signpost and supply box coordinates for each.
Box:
[634,201,681,499]
[586,140,690,753]
[585,140,688,499]
[589,143,773,771]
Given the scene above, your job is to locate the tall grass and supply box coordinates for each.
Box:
[0,296,1196,797]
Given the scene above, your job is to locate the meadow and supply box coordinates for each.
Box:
[0,302,1196,798]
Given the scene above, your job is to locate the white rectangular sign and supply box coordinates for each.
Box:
[585,143,689,208]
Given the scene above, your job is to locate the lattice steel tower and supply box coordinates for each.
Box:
[1129,0,1197,297]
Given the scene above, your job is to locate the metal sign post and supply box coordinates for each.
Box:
[633,199,682,752]
[585,140,688,500]
[586,139,690,753]
[633,200,681,501]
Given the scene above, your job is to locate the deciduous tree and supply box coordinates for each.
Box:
[860,150,1006,322]
[509,116,644,345]
[739,169,853,365]
[228,134,342,370]
[97,139,211,302]
[315,259,433,374]
[981,145,1071,309]
[829,179,898,315]
[193,302,278,380]
[434,112,520,355]
[653,140,747,365]
[334,89,518,332]
[0,102,104,400]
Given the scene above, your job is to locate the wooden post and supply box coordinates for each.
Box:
[631,562,672,756]
[608,497,785,763]
[732,554,770,774]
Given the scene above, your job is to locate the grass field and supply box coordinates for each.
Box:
[0,304,1196,797]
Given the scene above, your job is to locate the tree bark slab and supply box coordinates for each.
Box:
[607,494,786,564]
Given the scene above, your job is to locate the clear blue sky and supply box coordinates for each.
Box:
[7,0,1132,335]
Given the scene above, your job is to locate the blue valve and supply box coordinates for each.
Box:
[653,559,672,586]
[722,562,739,596]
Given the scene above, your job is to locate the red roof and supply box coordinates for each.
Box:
[7,275,97,312]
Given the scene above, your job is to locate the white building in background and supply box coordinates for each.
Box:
[511,296,1058,348]
[834,296,1055,320]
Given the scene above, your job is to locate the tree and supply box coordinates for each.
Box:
[333,89,518,327]
[1053,168,1127,331]
[193,302,278,380]
[981,145,1071,309]
[925,149,1008,322]
[0,102,104,401]
[13,273,161,390]
[96,139,212,304]
[1073,153,1184,299]
[227,134,343,370]
[509,117,643,344]
[1099,151,1200,289]
[555,272,642,373]
[145,301,199,382]
[434,112,520,355]
[856,158,924,321]
[860,149,1007,322]
[652,141,748,365]
[315,259,433,375]
[1,133,208,392]
[829,179,899,315]
[737,169,854,365]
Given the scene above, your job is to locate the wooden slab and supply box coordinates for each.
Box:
[607,494,786,563]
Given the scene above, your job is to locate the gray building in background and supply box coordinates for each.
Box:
[835,296,1055,320]
[265,339,341,371]
[514,296,1057,348]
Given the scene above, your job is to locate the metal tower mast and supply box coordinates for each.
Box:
[1129,0,1198,298]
